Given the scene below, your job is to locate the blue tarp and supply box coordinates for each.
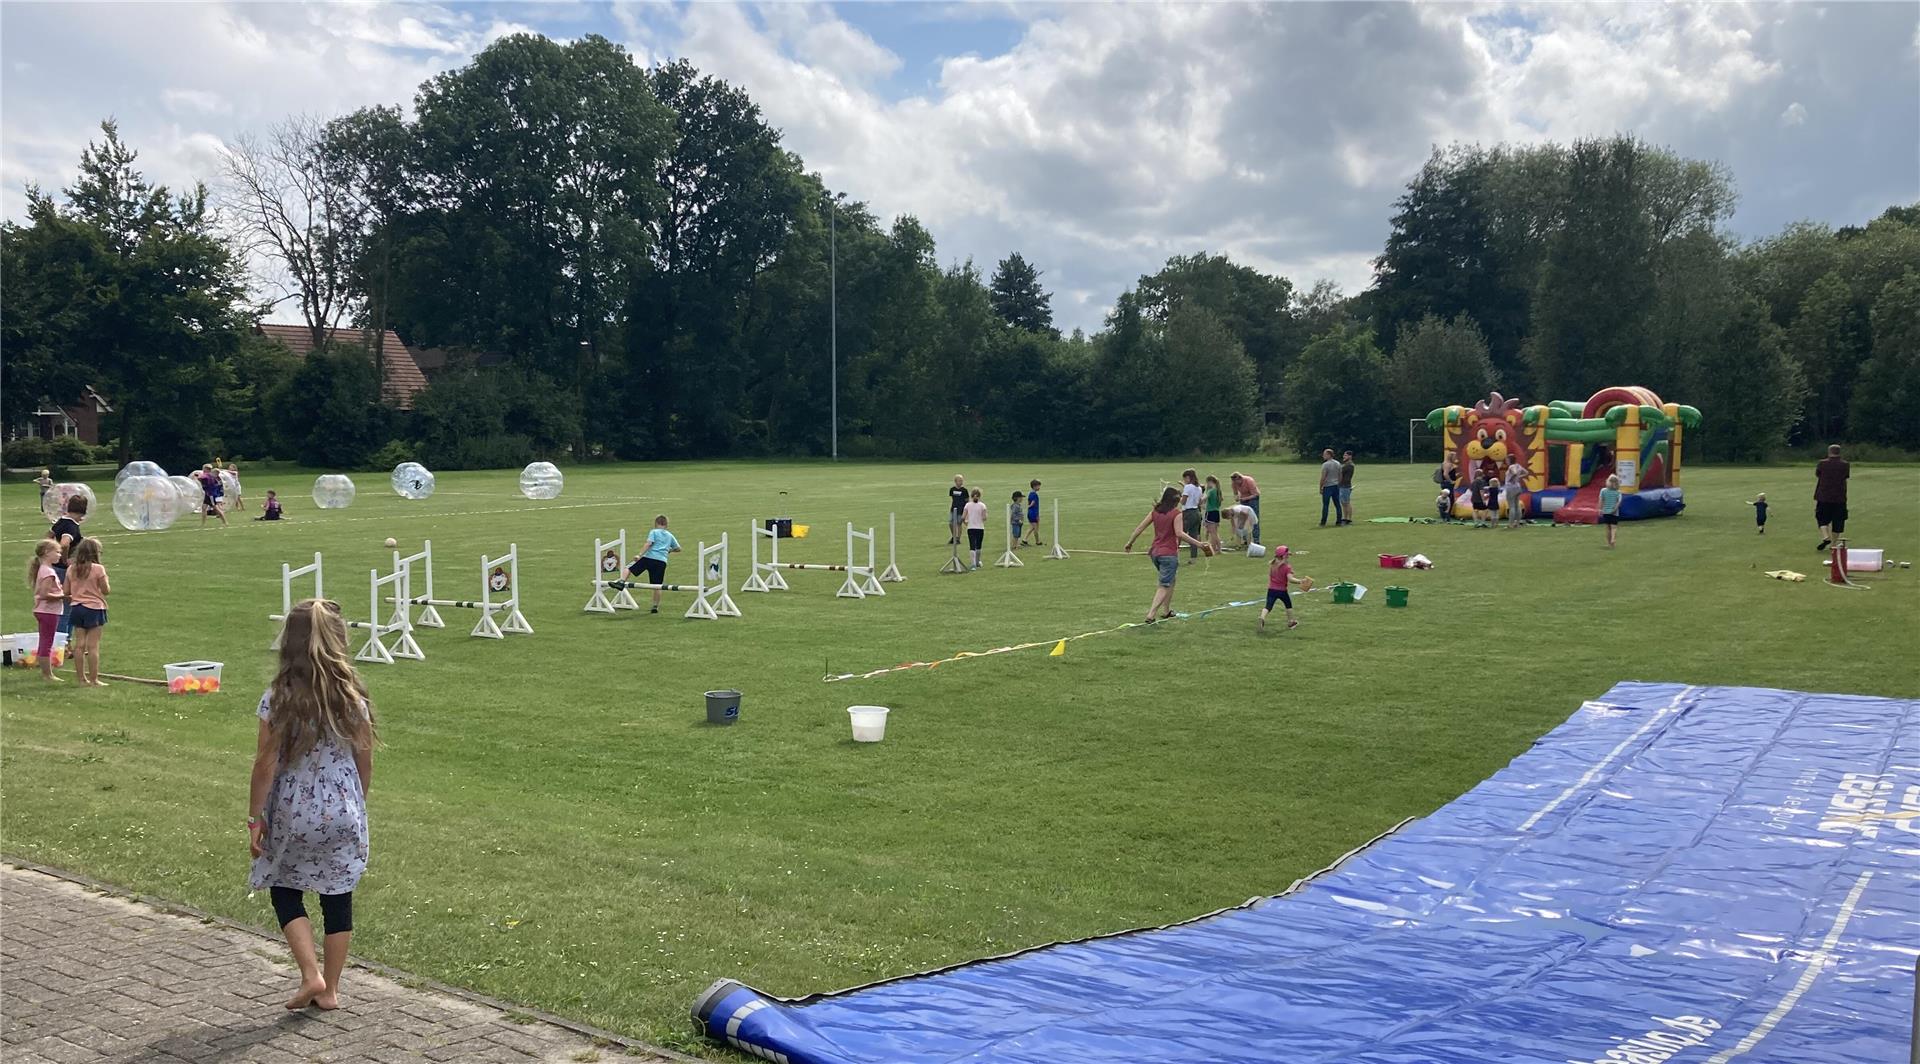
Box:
[693,683,1919,1063]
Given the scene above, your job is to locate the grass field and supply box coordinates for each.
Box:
[3,459,1917,1051]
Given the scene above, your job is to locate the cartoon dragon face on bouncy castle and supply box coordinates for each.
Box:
[1438,392,1545,479]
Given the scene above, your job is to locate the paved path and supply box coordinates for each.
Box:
[2,864,678,1063]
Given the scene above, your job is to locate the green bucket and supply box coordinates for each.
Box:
[1385,586,1409,608]
[1331,582,1357,604]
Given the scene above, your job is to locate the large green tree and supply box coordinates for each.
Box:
[988,253,1054,335]
[1388,314,1498,415]
[1282,323,1395,456]
[1848,270,1920,448]
[0,122,250,467]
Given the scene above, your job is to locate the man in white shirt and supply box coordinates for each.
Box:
[1179,469,1205,562]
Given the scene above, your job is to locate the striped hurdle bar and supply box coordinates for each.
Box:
[585,530,740,620]
[740,521,885,598]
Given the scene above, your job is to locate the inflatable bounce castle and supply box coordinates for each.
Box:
[1425,387,1702,523]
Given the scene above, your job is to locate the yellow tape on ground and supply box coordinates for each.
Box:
[823,599,1261,682]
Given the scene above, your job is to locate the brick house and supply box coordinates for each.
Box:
[253,324,430,409]
[8,386,114,444]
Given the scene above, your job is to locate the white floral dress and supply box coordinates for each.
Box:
[247,692,369,895]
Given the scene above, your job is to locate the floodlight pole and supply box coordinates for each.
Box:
[830,197,838,461]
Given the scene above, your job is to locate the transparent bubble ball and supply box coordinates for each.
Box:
[169,475,204,515]
[112,474,180,531]
[218,469,239,497]
[312,474,357,510]
[391,462,435,500]
[41,482,97,522]
[518,462,564,500]
[114,461,168,487]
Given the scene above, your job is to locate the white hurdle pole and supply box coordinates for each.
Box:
[389,541,439,629]
[878,512,905,583]
[474,544,534,637]
[268,552,324,649]
[740,522,790,593]
[1045,499,1069,560]
[585,530,638,612]
[838,523,885,598]
[995,513,1024,568]
[681,535,743,619]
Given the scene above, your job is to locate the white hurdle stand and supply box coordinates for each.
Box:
[878,512,905,583]
[268,552,420,664]
[584,530,739,620]
[741,521,886,598]
[1044,499,1069,560]
[388,540,532,639]
[995,516,1024,568]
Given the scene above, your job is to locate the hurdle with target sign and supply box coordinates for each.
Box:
[584,530,740,619]
[269,551,423,664]
[740,520,889,598]
[387,540,532,639]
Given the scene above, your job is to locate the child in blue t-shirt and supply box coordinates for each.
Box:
[1748,492,1768,535]
[1022,480,1042,545]
[1599,475,1622,549]
[626,514,682,613]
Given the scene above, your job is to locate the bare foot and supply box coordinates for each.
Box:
[286,976,327,1010]
[92,680,111,687]
[43,673,66,683]
[312,989,340,1011]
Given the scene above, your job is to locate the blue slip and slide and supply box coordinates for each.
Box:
[694,683,1917,1063]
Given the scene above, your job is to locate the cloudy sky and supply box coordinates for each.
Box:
[3,1,1915,332]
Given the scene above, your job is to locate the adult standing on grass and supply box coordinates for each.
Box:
[48,493,86,652]
[1338,451,1356,525]
[1124,486,1207,624]
[1230,471,1262,543]
[1434,454,1459,521]
[947,475,968,545]
[1179,469,1204,562]
[625,514,682,614]
[1317,449,1342,527]
[1504,457,1529,528]
[249,599,376,1014]
[1814,444,1849,551]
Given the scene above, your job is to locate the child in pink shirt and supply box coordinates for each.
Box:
[1259,545,1313,632]
[26,539,65,682]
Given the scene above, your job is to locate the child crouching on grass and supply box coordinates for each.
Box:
[1259,545,1313,632]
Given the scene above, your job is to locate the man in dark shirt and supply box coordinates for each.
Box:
[1814,444,1850,551]
[947,475,969,545]
[48,495,87,648]
[1338,451,1356,525]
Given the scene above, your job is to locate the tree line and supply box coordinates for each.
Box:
[4,33,1915,472]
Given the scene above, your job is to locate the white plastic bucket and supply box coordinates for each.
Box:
[848,705,890,743]
[1247,543,1267,559]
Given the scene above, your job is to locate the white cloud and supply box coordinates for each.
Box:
[5,1,1914,335]
[162,88,231,116]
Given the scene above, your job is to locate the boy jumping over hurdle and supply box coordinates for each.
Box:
[626,514,682,613]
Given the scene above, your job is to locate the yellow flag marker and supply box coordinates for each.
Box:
[1050,640,1066,657]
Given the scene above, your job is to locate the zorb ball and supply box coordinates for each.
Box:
[218,469,239,497]
[114,461,167,488]
[391,462,435,500]
[169,475,204,514]
[312,474,357,509]
[112,474,180,531]
[519,461,563,500]
[41,482,97,522]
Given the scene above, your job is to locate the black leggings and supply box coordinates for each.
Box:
[270,887,354,934]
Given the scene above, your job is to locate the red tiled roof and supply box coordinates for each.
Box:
[253,323,429,409]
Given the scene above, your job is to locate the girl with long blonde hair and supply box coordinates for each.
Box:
[64,537,110,686]
[26,539,66,682]
[248,599,376,1011]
